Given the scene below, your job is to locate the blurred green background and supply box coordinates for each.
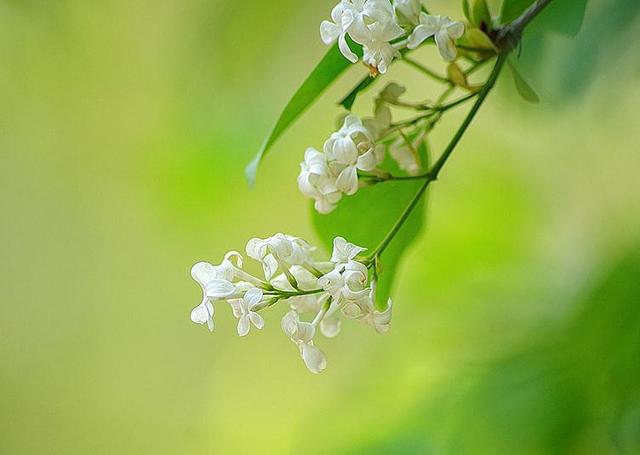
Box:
[1,0,639,453]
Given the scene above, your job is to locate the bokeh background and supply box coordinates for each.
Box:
[1,0,639,453]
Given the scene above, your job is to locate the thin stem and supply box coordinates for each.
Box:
[368,54,507,261]
[402,56,449,83]
[263,287,325,298]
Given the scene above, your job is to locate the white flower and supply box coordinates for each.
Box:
[390,132,423,176]
[361,17,404,74]
[330,236,367,264]
[281,310,327,374]
[297,148,342,214]
[189,257,239,331]
[321,0,404,72]
[319,260,370,302]
[407,13,465,61]
[320,2,359,63]
[324,115,384,195]
[246,234,314,280]
[228,287,265,336]
[394,0,421,25]
[343,282,393,333]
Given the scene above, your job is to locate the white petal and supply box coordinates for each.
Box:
[446,21,465,40]
[301,343,327,374]
[320,315,342,338]
[249,312,265,329]
[262,255,279,280]
[357,147,379,171]
[338,33,358,63]
[227,298,244,319]
[407,24,435,49]
[336,165,359,195]
[244,287,263,308]
[281,310,300,339]
[435,31,457,61]
[205,279,235,298]
[191,262,217,287]
[320,21,341,44]
[237,314,250,337]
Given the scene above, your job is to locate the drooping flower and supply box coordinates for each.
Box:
[343,282,393,333]
[407,13,465,61]
[189,256,240,331]
[282,310,327,374]
[324,115,384,195]
[228,287,265,336]
[297,148,342,214]
[360,17,404,74]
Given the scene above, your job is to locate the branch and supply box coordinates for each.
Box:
[495,0,554,52]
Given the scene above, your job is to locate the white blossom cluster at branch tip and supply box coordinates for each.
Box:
[321,0,464,72]
[190,234,392,373]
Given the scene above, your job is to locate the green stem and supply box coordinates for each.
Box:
[367,54,507,261]
[402,56,449,83]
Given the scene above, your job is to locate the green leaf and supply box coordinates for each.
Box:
[245,42,362,186]
[472,0,492,27]
[339,75,377,111]
[507,58,539,103]
[500,0,587,37]
[462,0,472,22]
[312,144,429,309]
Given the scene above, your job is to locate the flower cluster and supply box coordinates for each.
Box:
[321,0,464,73]
[298,114,387,213]
[190,234,392,373]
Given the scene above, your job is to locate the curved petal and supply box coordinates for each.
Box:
[338,33,358,63]
[244,287,263,308]
[205,279,235,298]
[249,311,265,330]
[356,147,379,171]
[320,315,342,338]
[191,262,217,287]
[407,24,435,50]
[336,165,359,195]
[446,21,465,40]
[320,21,341,44]
[237,314,250,337]
[301,343,327,374]
[435,31,456,61]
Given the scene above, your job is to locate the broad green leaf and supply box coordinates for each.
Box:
[500,0,587,37]
[507,58,539,103]
[339,75,377,111]
[312,143,429,309]
[245,42,362,186]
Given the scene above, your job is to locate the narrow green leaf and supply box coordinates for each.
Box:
[245,42,362,186]
[507,58,539,103]
[339,75,377,111]
[462,0,472,22]
[472,0,492,28]
[500,0,587,37]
